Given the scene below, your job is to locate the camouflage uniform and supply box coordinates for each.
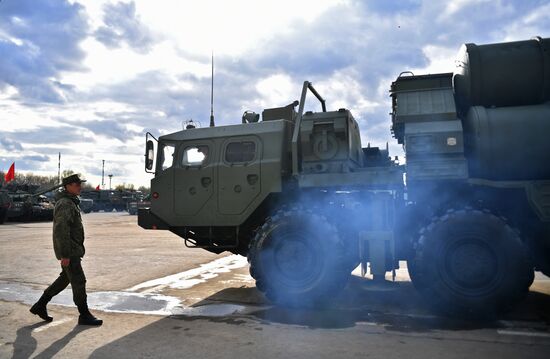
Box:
[43,190,87,308]
[31,174,101,325]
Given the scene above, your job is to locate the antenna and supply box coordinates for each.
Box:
[209,52,215,127]
[58,152,61,184]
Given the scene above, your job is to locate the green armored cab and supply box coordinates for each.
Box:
[140,82,402,307]
[140,36,550,316]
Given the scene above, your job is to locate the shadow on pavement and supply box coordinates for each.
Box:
[12,322,48,359]
[12,323,95,359]
[87,276,550,358]
[193,275,550,330]
[32,325,95,359]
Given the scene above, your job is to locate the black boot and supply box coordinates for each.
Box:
[30,293,53,322]
[77,304,103,326]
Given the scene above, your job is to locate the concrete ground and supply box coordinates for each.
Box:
[0,212,549,359]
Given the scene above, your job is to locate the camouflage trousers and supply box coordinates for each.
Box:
[44,257,87,308]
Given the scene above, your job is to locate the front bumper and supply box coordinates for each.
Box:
[137,208,170,230]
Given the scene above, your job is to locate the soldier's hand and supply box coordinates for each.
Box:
[60,258,70,267]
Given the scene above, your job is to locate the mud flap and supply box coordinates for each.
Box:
[138,208,169,230]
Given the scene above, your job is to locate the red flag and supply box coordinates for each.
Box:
[4,162,15,183]
[95,185,100,190]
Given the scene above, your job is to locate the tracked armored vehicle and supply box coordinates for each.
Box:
[139,37,550,316]
[0,190,11,224]
[6,192,55,222]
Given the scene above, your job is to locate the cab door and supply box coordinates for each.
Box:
[150,142,176,220]
[174,141,215,216]
[218,137,262,215]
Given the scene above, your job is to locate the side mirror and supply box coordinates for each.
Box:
[145,140,155,171]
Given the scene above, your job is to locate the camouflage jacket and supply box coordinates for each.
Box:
[52,190,85,259]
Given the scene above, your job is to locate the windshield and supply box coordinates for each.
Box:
[182,146,208,166]
[158,143,175,171]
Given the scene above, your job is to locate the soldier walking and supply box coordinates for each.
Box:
[30,174,102,326]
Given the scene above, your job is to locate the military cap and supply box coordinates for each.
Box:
[62,174,87,186]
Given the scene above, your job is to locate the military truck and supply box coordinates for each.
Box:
[80,189,128,212]
[127,193,150,215]
[139,36,550,316]
[0,190,12,224]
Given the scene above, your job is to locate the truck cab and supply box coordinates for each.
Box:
[139,81,401,264]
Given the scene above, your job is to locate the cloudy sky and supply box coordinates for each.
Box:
[0,0,548,188]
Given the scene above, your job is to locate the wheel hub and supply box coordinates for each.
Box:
[444,239,499,291]
[271,232,322,288]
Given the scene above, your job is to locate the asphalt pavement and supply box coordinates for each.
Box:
[0,212,549,359]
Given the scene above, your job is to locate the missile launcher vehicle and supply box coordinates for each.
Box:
[139,37,550,316]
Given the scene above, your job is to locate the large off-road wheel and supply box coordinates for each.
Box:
[248,209,350,307]
[410,209,534,317]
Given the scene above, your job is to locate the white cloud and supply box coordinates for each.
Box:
[440,0,490,19]
[135,0,346,55]
[409,44,458,75]
[78,0,345,56]
[316,69,381,115]
[254,73,297,108]
[1,0,549,187]
[501,3,550,41]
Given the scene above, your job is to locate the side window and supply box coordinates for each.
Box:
[159,143,175,171]
[182,146,209,166]
[225,141,256,163]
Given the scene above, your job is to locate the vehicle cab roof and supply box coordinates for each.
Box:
[159,119,289,142]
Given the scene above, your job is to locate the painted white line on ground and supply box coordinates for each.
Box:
[127,255,249,293]
[33,317,72,333]
[395,313,439,320]
[498,320,550,330]
[356,321,380,326]
[497,330,550,338]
